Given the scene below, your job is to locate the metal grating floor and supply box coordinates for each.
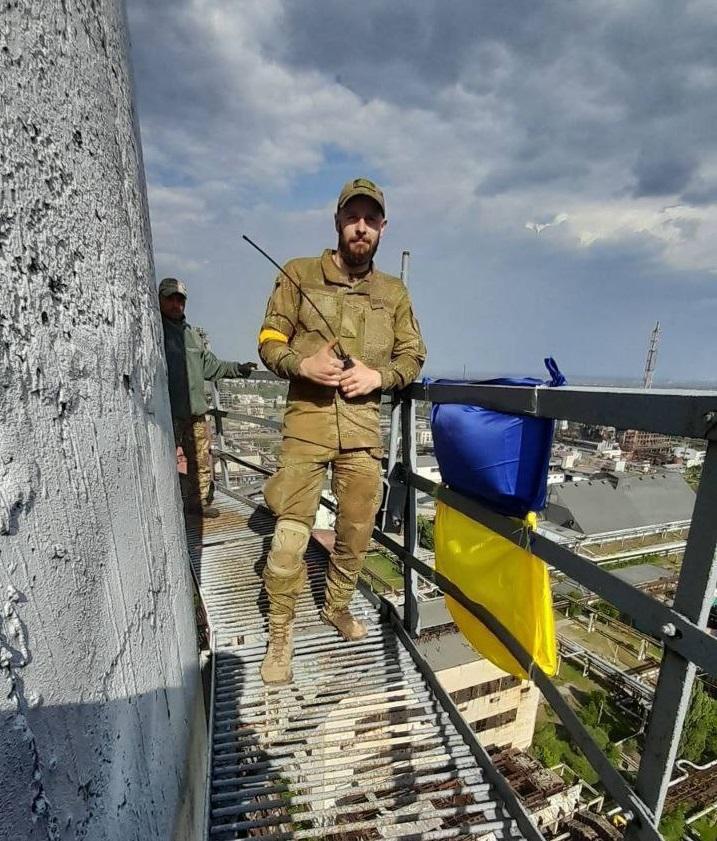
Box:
[188,492,528,841]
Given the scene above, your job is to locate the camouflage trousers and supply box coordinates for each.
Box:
[263,437,383,622]
[173,415,213,505]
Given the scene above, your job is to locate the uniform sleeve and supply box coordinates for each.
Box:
[258,267,304,379]
[201,350,249,381]
[377,290,427,390]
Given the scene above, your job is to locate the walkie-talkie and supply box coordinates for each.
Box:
[243,235,354,369]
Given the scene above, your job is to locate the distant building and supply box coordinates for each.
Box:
[672,446,706,468]
[561,450,580,470]
[611,563,674,589]
[597,440,622,459]
[415,600,539,751]
[218,380,234,406]
[544,472,695,536]
[313,489,336,530]
[416,427,433,447]
[617,429,672,459]
[415,455,440,515]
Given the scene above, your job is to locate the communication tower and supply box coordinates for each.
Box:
[643,321,661,389]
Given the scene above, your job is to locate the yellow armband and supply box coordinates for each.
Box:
[258,328,289,345]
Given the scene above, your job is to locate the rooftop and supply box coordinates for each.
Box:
[416,630,483,672]
[611,563,675,588]
[545,471,696,535]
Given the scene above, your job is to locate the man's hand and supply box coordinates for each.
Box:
[339,358,382,399]
[298,340,344,387]
[237,362,258,378]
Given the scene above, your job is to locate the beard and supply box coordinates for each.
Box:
[337,229,380,269]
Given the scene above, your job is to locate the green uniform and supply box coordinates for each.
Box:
[161,315,252,504]
[259,249,426,617]
[162,315,251,420]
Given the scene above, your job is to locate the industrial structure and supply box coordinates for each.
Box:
[643,322,661,390]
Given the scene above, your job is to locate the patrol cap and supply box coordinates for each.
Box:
[336,178,386,215]
[158,277,188,298]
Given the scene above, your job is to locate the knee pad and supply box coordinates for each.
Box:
[266,520,311,578]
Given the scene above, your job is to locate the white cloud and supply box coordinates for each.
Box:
[127,0,717,380]
[526,213,569,235]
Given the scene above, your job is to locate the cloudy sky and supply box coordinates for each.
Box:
[126,0,717,384]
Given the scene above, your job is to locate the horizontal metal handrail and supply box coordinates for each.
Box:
[208,407,283,430]
[212,376,717,438]
[408,382,717,440]
[211,448,274,477]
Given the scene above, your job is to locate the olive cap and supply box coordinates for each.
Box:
[158,277,188,298]
[336,178,385,215]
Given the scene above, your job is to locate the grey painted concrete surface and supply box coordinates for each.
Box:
[0,3,205,839]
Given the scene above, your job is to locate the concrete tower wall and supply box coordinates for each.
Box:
[0,2,205,839]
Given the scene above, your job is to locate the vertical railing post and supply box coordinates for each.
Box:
[398,247,419,635]
[631,439,717,827]
[401,394,420,636]
[382,394,402,531]
[210,381,231,488]
[387,396,401,478]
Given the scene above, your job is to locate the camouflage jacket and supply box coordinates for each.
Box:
[162,316,249,420]
[259,249,426,449]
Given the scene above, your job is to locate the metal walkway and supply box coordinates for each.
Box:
[188,492,530,841]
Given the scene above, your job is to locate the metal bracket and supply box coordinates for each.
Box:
[376,462,407,533]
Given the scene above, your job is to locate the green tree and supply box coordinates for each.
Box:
[705,722,717,762]
[660,805,689,841]
[692,815,717,841]
[685,464,703,490]
[417,515,434,550]
[680,682,717,763]
[579,690,608,728]
[594,600,620,618]
[531,723,563,767]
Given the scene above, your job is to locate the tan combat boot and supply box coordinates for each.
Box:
[260,620,294,685]
[320,606,367,641]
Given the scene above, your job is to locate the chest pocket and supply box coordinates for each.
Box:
[341,301,363,339]
[298,290,337,339]
[364,299,394,361]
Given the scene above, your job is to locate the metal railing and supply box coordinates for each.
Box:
[208,376,717,841]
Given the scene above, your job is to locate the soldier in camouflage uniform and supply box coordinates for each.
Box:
[258,179,426,684]
[159,277,256,518]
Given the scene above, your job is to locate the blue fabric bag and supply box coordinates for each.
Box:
[429,358,566,518]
